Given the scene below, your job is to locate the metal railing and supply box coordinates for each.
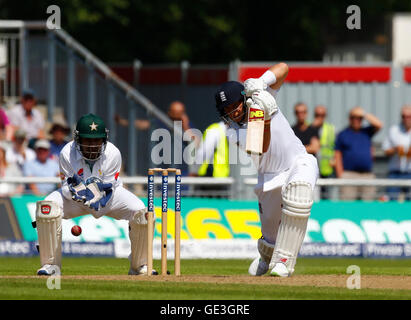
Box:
[0,20,183,178]
[2,177,411,200]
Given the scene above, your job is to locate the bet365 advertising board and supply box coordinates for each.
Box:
[3,195,411,258]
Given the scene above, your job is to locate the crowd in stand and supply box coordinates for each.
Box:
[0,89,70,197]
[291,101,411,201]
[1,88,411,201]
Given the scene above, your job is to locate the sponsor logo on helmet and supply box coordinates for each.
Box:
[41,205,51,215]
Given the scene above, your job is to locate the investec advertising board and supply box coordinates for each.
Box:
[8,195,411,258]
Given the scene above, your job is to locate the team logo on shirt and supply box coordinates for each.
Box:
[59,172,65,181]
[77,168,84,177]
[98,169,102,176]
[115,172,120,180]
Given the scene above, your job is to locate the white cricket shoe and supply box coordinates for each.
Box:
[128,264,158,275]
[248,257,270,276]
[270,262,290,277]
[37,264,61,276]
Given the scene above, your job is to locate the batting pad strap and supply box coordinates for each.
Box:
[35,201,62,267]
[258,237,275,264]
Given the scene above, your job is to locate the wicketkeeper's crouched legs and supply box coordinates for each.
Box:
[270,181,313,277]
[128,208,154,275]
[35,200,62,275]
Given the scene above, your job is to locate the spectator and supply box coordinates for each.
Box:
[382,105,411,200]
[115,100,201,176]
[6,129,36,170]
[7,89,46,147]
[292,102,320,156]
[0,106,13,141]
[23,139,59,196]
[49,119,70,161]
[0,142,24,196]
[193,120,230,197]
[163,101,200,176]
[335,106,383,200]
[311,105,336,199]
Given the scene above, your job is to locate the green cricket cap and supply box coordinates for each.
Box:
[75,113,107,138]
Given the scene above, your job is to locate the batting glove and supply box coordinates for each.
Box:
[244,78,267,97]
[251,90,278,119]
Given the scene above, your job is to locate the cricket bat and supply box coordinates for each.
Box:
[245,106,265,155]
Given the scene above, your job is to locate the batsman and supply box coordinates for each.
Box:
[35,113,154,276]
[215,63,319,277]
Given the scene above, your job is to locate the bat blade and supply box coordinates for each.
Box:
[245,107,264,155]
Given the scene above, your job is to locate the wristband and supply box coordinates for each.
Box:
[260,70,277,87]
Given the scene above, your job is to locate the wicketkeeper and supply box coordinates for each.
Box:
[35,113,155,276]
[215,63,319,277]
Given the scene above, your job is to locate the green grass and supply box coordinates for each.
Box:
[0,257,410,300]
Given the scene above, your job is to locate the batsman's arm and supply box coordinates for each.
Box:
[264,63,289,91]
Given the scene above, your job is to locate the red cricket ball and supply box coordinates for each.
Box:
[71,225,82,236]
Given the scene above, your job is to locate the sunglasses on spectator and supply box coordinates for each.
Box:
[401,114,411,119]
[314,113,326,118]
[295,110,307,115]
[349,115,363,120]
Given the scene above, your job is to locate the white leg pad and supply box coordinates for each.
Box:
[271,181,313,274]
[36,200,62,268]
[129,208,149,271]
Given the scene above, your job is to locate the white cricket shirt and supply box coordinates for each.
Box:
[58,141,122,200]
[227,88,307,191]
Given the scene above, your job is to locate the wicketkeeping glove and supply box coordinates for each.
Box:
[67,174,87,202]
[82,181,113,211]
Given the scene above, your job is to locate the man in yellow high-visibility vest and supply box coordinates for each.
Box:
[311,105,336,199]
[194,121,230,196]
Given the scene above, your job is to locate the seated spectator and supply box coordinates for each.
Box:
[382,105,411,200]
[49,119,70,161]
[0,142,24,196]
[6,129,36,170]
[0,107,13,141]
[335,107,383,200]
[292,102,320,156]
[23,139,59,196]
[7,89,45,147]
